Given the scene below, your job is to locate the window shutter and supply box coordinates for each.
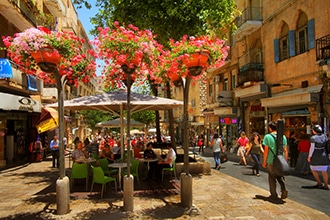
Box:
[308,19,315,49]
[288,30,295,57]
[274,39,280,63]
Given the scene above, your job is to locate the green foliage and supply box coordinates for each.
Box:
[131,111,155,126]
[74,0,238,47]
[79,110,115,130]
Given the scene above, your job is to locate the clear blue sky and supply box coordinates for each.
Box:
[75,2,102,75]
[75,1,99,41]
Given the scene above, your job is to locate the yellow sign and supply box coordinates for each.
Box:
[36,117,58,134]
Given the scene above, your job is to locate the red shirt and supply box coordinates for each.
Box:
[298,139,310,153]
[237,137,249,148]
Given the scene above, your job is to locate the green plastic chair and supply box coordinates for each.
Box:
[71,162,88,191]
[98,158,118,176]
[90,166,117,198]
[122,159,140,185]
[162,157,177,182]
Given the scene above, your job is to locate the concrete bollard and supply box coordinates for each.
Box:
[181,173,192,208]
[56,176,70,215]
[123,175,134,211]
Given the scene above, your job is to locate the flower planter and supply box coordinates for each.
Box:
[31,47,60,73]
[167,71,183,87]
[183,50,210,76]
[122,73,137,87]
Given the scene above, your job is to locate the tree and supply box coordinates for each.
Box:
[73,0,238,145]
[79,110,114,130]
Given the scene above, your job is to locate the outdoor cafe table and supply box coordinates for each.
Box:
[138,158,158,170]
[108,162,128,189]
[74,157,96,164]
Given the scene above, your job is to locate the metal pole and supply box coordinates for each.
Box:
[183,76,191,174]
[126,74,131,175]
[54,70,65,179]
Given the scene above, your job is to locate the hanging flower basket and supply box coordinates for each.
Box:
[30,47,61,73]
[2,27,97,85]
[183,50,210,76]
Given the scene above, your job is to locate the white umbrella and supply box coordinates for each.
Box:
[47,90,183,158]
[130,129,145,135]
[95,118,145,128]
[148,127,157,133]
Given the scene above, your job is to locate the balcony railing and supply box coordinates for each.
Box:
[235,7,263,28]
[316,34,330,61]
[238,63,264,86]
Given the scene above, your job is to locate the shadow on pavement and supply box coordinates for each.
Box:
[254,194,286,204]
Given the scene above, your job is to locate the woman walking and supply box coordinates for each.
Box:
[246,132,264,176]
[209,133,225,170]
[307,125,330,189]
[236,131,249,166]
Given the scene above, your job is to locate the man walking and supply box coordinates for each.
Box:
[262,120,289,200]
[50,136,59,168]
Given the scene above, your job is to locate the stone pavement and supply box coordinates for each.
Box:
[0,156,329,220]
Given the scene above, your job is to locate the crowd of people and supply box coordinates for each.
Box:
[204,120,329,202]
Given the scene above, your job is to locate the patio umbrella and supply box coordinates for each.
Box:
[130,129,145,135]
[47,89,183,113]
[95,118,145,128]
[46,90,183,158]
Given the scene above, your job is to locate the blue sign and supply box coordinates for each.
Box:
[27,74,38,91]
[0,59,13,78]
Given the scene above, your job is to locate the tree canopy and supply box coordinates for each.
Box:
[73,0,238,46]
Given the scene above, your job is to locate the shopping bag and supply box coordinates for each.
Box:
[220,154,228,163]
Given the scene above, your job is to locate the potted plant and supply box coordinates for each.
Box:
[159,34,229,85]
[92,22,163,88]
[2,26,96,86]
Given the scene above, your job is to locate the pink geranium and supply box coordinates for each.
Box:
[2,27,97,86]
[92,22,163,88]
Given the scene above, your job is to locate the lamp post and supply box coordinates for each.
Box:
[36,61,70,215]
[174,51,209,208]
[121,64,135,211]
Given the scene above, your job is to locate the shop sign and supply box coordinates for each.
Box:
[220,118,237,124]
[0,92,41,112]
[0,59,13,78]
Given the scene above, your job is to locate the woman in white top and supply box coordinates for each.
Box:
[209,133,225,170]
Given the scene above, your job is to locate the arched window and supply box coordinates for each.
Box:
[295,12,308,55]
[279,23,289,61]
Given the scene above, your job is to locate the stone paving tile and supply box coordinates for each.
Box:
[0,159,329,220]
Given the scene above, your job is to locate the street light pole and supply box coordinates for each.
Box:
[53,70,70,215]
[122,64,135,211]
[37,60,70,215]
[181,76,193,208]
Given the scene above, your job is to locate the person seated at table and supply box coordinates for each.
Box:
[85,138,99,156]
[144,143,176,181]
[72,140,88,162]
[112,143,121,160]
[144,142,157,159]
[99,144,114,163]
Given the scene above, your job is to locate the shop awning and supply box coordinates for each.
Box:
[190,122,204,126]
[214,107,237,116]
[234,82,267,101]
[260,85,323,110]
[36,107,58,134]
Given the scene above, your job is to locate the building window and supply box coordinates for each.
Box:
[224,78,228,91]
[280,23,289,61]
[209,84,213,97]
[231,74,236,89]
[280,36,289,61]
[295,12,308,55]
[191,99,196,108]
